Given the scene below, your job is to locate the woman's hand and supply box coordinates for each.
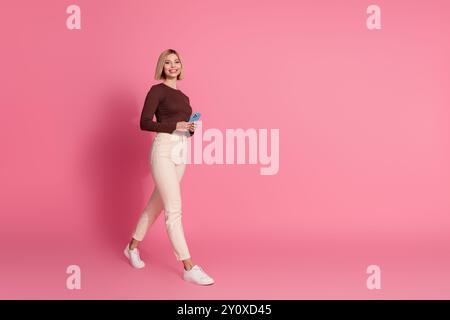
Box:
[188,122,197,133]
[176,121,196,132]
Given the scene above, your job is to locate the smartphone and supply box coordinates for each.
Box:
[189,112,201,122]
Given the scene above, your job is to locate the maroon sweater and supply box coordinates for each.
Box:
[140,82,194,136]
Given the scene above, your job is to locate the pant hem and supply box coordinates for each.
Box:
[177,255,191,261]
[131,235,144,242]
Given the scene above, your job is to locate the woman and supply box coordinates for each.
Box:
[124,49,214,286]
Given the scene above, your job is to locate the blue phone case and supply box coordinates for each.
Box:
[189,112,201,122]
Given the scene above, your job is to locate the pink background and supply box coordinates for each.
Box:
[1,0,450,299]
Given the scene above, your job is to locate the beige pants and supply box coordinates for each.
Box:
[132,129,191,261]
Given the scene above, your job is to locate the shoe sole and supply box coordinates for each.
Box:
[124,247,145,269]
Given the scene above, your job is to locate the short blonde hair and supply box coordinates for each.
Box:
[154,49,185,80]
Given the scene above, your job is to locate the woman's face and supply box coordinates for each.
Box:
[163,54,182,79]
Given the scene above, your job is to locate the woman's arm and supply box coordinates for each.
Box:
[140,86,178,133]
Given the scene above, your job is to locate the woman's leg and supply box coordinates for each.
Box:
[151,154,191,262]
[172,163,195,271]
[129,186,164,249]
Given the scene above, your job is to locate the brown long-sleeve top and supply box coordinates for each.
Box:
[140,82,194,136]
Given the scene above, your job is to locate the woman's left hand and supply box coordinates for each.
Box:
[188,122,196,132]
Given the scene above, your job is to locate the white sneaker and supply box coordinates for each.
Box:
[124,244,145,269]
[183,265,215,285]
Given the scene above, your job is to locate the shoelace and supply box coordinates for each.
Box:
[193,267,211,280]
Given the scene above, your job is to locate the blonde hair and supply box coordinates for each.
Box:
[154,49,185,80]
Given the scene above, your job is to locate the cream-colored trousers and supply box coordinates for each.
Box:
[132,129,191,261]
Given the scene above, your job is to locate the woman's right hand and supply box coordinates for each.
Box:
[176,121,196,131]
